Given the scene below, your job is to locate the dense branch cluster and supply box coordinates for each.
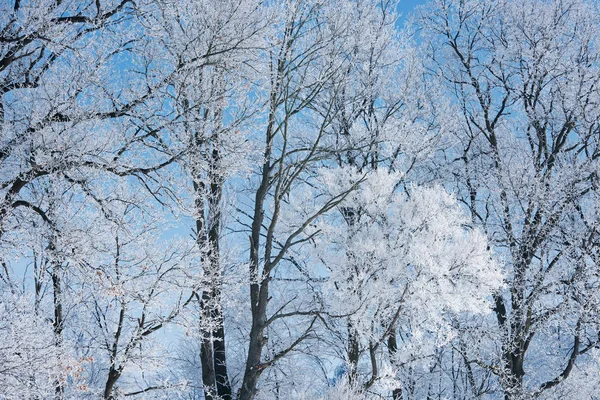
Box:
[0,0,599,399]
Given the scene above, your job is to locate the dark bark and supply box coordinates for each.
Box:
[213,307,232,400]
[239,281,270,400]
[238,41,284,399]
[195,180,217,400]
[388,331,403,400]
[103,338,122,399]
[208,147,232,400]
[194,142,232,400]
[347,321,360,385]
[104,242,125,400]
[199,292,217,400]
[103,367,121,400]
[52,266,64,400]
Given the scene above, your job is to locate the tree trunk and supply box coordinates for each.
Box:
[238,70,280,399]
[199,290,217,400]
[347,321,360,385]
[213,301,232,399]
[501,340,525,400]
[208,150,232,400]
[52,264,64,400]
[194,146,233,399]
[103,368,121,400]
[239,276,270,400]
[388,330,403,400]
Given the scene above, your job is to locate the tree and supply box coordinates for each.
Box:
[4,1,597,399]
[314,170,503,398]
[236,0,364,396]
[231,1,501,398]
[0,0,177,242]
[0,288,63,399]
[416,0,600,397]
[144,1,270,398]
[1,1,182,397]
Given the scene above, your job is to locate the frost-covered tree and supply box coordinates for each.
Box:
[0,289,63,399]
[231,1,501,398]
[0,1,187,398]
[143,1,269,399]
[3,0,598,399]
[416,0,600,398]
[314,169,503,398]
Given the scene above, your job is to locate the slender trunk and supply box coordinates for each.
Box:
[103,368,121,400]
[213,303,232,400]
[388,330,403,400]
[33,254,42,315]
[239,280,270,400]
[501,254,533,399]
[199,291,217,400]
[239,54,282,398]
[347,321,360,385]
[496,292,524,400]
[103,239,125,400]
[194,144,233,399]
[195,179,218,400]
[208,146,232,400]
[238,126,274,399]
[52,263,64,400]
[501,339,525,400]
[342,207,360,386]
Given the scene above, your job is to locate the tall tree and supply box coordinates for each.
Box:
[417,0,600,398]
[1,1,183,397]
[145,1,270,398]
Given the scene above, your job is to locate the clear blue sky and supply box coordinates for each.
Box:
[396,0,427,25]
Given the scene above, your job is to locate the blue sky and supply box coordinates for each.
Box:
[397,0,427,13]
[396,0,427,25]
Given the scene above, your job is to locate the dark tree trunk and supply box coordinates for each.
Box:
[347,321,360,385]
[52,264,64,400]
[104,299,125,400]
[388,331,403,400]
[103,367,121,400]
[496,254,534,400]
[199,290,217,400]
[213,303,232,399]
[208,151,232,400]
[238,279,269,400]
[194,142,233,400]
[238,71,280,399]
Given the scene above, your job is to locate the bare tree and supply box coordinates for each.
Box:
[417,0,600,398]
